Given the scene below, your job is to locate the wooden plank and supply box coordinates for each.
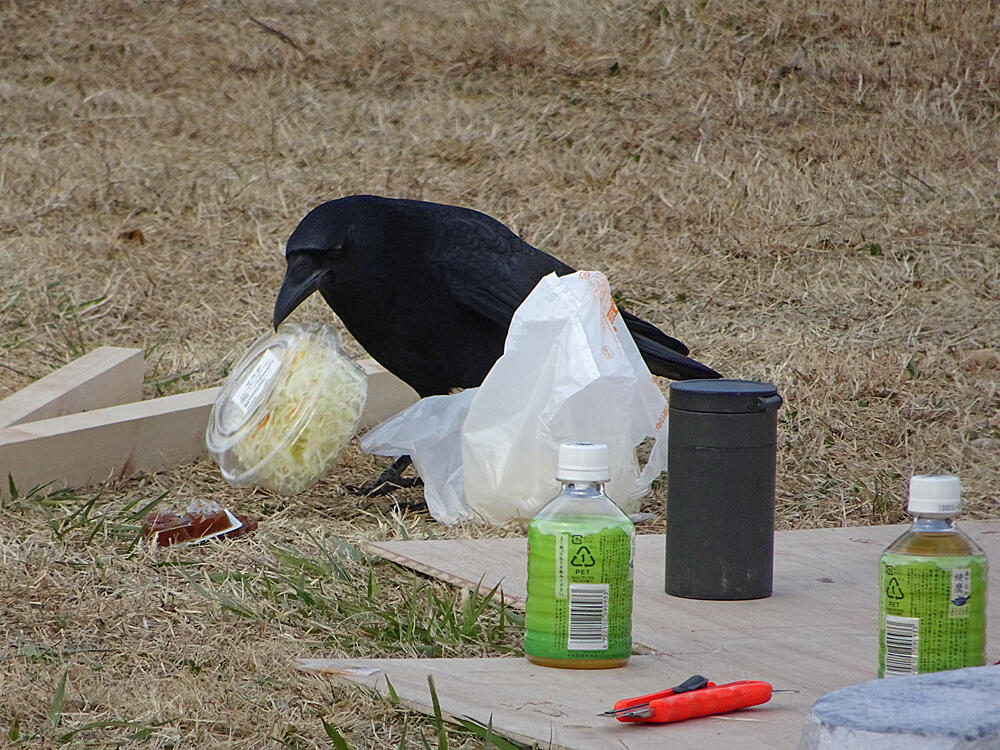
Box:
[0,346,145,428]
[300,654,803,750]
[0,358,416,498]
[358,358,418,428]
[357,522,1000,749]
[0,388,219,498]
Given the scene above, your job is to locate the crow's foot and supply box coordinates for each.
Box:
[349,455,423,498]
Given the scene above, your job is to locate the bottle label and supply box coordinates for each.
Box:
[524,520,633,660]
[878,552,987,677]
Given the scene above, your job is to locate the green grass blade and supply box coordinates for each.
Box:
[294,569,315,607]
[452,716,530,750]
[329,535,365,561]
[181,571,257,620]
[320,718,351,750]
[47,669,68,731]
[384,675,400,707]
[130,724,158,741]
[426,675,447,750]
[482,715,496,750]
[269,543,332,578]
[303,529,349,580]
[124,491,169,519]
[307,528,366,563]
[61,492,99,528]
[56,719,166,743]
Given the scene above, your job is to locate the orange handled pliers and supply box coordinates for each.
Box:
[601,674,794,723]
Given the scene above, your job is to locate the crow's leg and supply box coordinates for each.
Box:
[349,455,423,497]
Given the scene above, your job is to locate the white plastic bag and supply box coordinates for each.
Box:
[360,389,476,524]
[361,271,668,524]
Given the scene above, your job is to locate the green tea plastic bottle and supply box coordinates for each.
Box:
[524,442,635,669]
[878,474,988,678]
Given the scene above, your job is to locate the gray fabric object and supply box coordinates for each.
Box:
[799,666,1000,750]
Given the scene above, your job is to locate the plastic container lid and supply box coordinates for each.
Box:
[557,442,610,483]
[669,379,782,414]
[205,322,368,496]
[907,474,962,515]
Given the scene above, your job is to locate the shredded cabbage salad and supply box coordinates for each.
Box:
[233,334,367,495]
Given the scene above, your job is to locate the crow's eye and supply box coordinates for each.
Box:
[330,243,345,254]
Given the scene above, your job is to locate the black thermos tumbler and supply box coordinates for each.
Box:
[665,380,783,600]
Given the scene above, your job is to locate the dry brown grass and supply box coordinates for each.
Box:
[2,0,999,747]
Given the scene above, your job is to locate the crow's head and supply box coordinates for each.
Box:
[273,195,386,330]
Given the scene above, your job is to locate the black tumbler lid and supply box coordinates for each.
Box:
[669,379,781,414]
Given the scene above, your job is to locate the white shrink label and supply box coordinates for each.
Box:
[231,349,283,416]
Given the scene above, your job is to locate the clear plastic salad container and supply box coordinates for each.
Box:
[205,322,368,495]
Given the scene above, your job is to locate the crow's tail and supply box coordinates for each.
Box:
[634,334,722,380]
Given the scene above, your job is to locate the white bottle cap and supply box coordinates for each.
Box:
[907,474,961,515]
[557,442,610,483]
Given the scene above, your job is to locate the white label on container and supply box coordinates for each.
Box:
[231,349,282,416]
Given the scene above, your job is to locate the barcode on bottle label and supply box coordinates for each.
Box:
[884,614,920,676]
[567,583,609,650]
[231,349,282,415]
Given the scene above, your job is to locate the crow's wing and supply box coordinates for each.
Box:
[427,203,721,380]
[430,205,571,327]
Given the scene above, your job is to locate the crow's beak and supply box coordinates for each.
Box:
[273,252,327,330]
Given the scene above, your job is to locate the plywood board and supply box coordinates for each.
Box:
[0,346,144,428]
[300,654,802,750]
[352,522,1000,749]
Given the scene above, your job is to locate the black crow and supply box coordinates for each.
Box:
[273,195,721,493]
